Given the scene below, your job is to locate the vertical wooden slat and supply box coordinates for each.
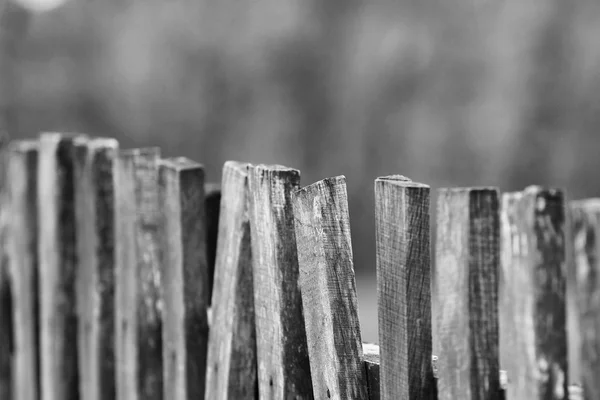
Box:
[500,186,568,399]
[293,176,367,400]
[434,187,501,400]
[114,148,163,400]
[0,131,11,400]
[204,182,221,308]
[159,157,209,400]
[375,176,433,400]
[362,343,380,400]
[568,199,600,399]
[204,162,257,399]
[74,138,118,400]
[248,164,313,399]
[7,140,39,400]
[38,132,85,400]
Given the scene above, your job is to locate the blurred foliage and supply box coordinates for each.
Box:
[3,0,600,282]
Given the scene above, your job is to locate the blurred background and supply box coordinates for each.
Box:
[2,0,600,343]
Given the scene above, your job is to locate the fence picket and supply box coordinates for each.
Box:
[500,186,568,399]
[434,187,501,400]
[38,132,86,400]
[7,140,39,400]
[158,157,209,400]
[293,176,368,400]
[375,176,434,400]
[204,162,257,399]
[114,148,163,400]
[204,182,221,308]
[248,164,313,399]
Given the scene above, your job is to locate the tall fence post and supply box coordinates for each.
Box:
[434,187,501,399]
[114,148,163,400]
[248,164,313,399]
[74,138,118,400]
[568,199,600,398]
[500,186,568,399]
[375,176,433,400]
[204,162,257,399]
[7,140,39,400]
[293,176,368,400]
[158,157,209,400]
[38,132,86,400]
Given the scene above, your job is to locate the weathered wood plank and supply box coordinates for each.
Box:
[247,164,313,399]
[293,176,368,400]
[159,157,209,400]
[363,343,380,400]
[74,138,118,400]
[204,162,257,400]
[7,140,39,400]
[568,199,600,399]
[434,187,501,400]
[204,182,221,308]
[0,131,11,400]
[114,148,163,400]
[500,186,568,399]
[375,176,433,400]
[38,132,86,400]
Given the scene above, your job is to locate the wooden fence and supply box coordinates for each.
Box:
[0,132,595,400]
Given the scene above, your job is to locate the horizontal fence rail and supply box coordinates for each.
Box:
[0,132,594,399]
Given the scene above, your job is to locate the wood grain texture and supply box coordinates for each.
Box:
[74,138,118,400]
[0,131,10,400]
[114,147,163,400]
[500,186,568,399]
[204,182,221,308]
[7,140,39,400]
[363,343,380,400]
[204,162,257,400]
[247,164,313,400]
[38,132,86,400]
[568,199,600,399]
[293,176,368,400]
[159,157,209,400]
[434,187,501,400]
[375,176,433,400]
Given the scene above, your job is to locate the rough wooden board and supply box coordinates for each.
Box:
[38,132,86,400]
[159,157,209,400]
[114,147,163,400]
[434,187,501,400]
[294,176,368,400]
[204,162,257,400]
[204,182,221,308]
[7,140,39,400]
[248,164,313,399]
[569,199,600,399]
[362,343,380,400]
[375,177,433,400]
[500,186,568,399]
[74,138,118,400]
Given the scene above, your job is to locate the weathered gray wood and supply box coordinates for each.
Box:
[293,176,367,400]
[0,130,11,400]
[114,147,163,400]
[159,157,209,400]
[74,138,118,400]
[204,182,221,308]
[500,186,568,399]
[375,176,433,400]
[568,199,600,399]
[434,187,501,400]
[38,132,86,400]
[204,162,257,400]
[7,140,39,400]
[362,343,380,400]
[247,164,313,399]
